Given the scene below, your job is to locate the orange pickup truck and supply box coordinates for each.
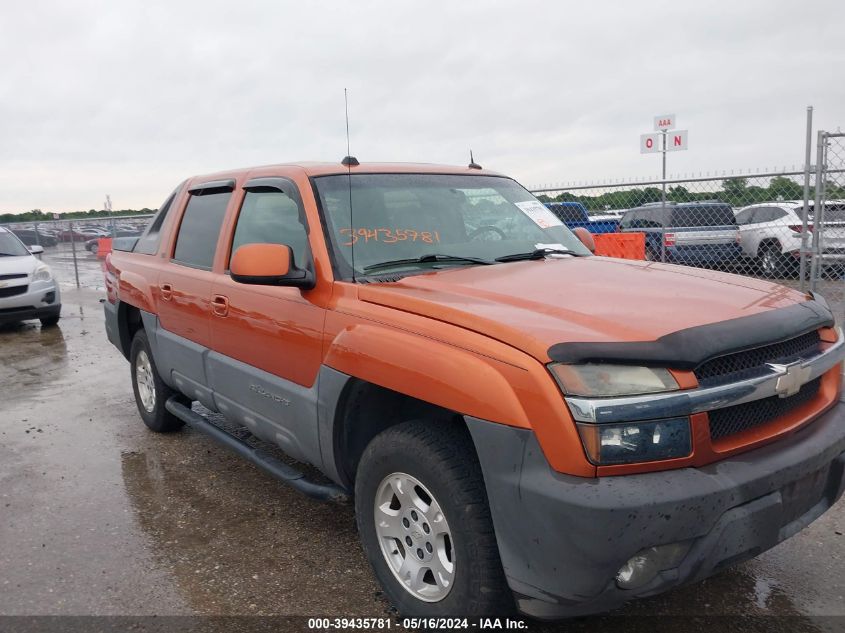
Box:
[103,160,845,619]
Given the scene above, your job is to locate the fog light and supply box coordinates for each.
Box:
[42,291,56,304]
[615,541,692,590]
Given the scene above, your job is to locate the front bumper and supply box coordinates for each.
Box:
[0,280,61,324]
[466,404,845,619]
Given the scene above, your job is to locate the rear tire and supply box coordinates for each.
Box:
[129,330,185,433]
[355,419,512,618]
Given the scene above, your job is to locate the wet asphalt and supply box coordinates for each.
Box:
[0,258,844,632]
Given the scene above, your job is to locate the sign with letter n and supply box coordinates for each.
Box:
[666,130,689,152]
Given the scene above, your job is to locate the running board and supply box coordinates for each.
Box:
[165,397,349,504]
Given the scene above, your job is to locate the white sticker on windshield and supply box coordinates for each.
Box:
[515,201,564,229]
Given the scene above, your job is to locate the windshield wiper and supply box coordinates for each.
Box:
[363,253,493,273]
[495,248,583,263]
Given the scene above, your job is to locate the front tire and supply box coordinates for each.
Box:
[355,419,512,617]
[40,316,60,327]
[129,330,184,433]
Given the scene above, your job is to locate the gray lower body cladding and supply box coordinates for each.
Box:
[103,300,351,483]
[466,405,845,619]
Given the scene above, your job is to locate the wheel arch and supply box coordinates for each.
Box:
[330,378,463,488]
[757,237,783,255]
[115,301,144,359]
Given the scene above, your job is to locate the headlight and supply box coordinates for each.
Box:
[550,363,679,397]
[32,265,52,282]
[576,418,692,465]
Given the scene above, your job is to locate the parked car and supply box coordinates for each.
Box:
[545,201,619,233]
[56,228,98,242]
[85,229,142,254]
[103,161,845,619]
[735,200,845,277]
[0,227,61,327]
[10,228,58,247]
[619,201,742,265]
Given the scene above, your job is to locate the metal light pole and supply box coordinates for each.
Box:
[105,194,115,235]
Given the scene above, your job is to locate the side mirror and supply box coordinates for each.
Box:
[230,243,314,289]
[572,227,596,253]
[28,245,44,256]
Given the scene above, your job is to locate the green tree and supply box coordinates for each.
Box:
[768,176,803,201]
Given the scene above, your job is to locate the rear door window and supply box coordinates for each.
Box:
[172,191,232,269]
[758,207,788,223]
[671,205,736,228]
[135,187,179,255]
[735,208,755,225]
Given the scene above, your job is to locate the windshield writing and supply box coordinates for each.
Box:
[314,174,590,278]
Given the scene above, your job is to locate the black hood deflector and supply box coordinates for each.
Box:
[547,299,835,369]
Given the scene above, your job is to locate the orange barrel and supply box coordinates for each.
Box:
[96,237,113,259]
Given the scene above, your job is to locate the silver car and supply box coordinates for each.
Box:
[0,227,61,327]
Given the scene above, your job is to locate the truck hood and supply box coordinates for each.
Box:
[357,257,810,363]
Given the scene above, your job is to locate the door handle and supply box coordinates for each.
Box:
[160,283,173,301]
[211,294,229,317]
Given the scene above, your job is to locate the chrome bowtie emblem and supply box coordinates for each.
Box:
[767,361,811,398]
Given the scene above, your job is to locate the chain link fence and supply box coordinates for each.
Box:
[0,215,153,289]
[810,132,845,309]
[531,157,845,321]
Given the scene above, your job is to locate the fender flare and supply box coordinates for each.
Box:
[323,323,531,428]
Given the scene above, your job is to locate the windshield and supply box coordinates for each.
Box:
[314,173,591,278]
[0,232,31,257]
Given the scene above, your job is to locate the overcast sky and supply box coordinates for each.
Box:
[1,0,843,213]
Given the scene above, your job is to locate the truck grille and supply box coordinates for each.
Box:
[0,274,28,281]
[0,285,28,298]
[695,330,822,386]
[707,377,821,440]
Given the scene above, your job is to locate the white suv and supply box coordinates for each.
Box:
[0,227,61,327]
[735,200,845,277]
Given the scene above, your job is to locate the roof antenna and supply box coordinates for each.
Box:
[342,88,359,167]
[468,150,482,170]
[344,88,357,281]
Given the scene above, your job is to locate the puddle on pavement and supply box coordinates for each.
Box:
[119,442,386,616]
[0,321,69,405]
